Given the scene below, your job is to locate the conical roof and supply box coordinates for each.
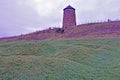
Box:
[64,5,75,10]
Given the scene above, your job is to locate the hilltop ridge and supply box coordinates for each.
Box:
[0,21,120,42]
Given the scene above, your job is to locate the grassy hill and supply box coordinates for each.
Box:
[0,21,120,42]
[64,21,120,39]
[0,38,120,80]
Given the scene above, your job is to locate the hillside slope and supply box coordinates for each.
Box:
[0,21,120,41]
[0,39,120,80]
[64,21,120,39]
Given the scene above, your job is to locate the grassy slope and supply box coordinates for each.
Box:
[0,21,120,42]
[0,39,120,80]
[63,21,120,39]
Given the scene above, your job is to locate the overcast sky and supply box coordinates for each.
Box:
[0,0,120,37]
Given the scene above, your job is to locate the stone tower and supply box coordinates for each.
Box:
[62,5,76,29]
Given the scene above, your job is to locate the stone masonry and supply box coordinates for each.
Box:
[63,5,76,29]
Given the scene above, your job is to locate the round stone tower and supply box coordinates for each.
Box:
[62,5,76,29]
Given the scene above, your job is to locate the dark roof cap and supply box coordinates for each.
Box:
[64,5,75,10]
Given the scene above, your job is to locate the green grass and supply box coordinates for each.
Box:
[0,39,120,80]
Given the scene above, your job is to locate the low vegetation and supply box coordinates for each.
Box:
[0,38,120,80]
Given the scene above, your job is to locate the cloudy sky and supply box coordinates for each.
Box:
[0,0,120,37]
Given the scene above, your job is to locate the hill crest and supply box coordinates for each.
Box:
[0,21,120,42]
